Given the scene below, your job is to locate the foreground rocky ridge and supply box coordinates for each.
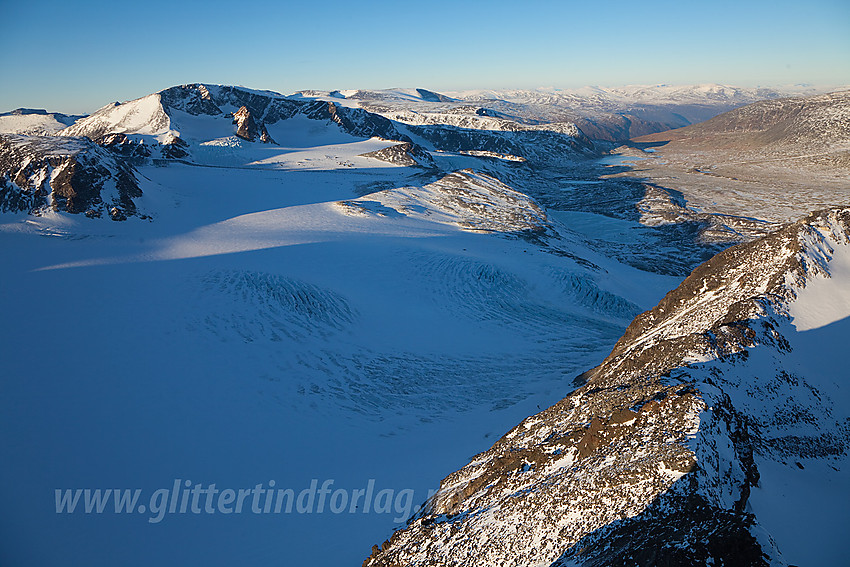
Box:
[365,208,850,566]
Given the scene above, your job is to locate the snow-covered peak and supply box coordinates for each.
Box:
[59,93,174,142]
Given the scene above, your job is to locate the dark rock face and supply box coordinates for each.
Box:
[0,134,142,219]
[233,106,259,141]
[308,100,409,142]
[259,122,275,144]
[475,107,501,118]
[552,491,768,567]
[94,133,152,158]
[159,83,222,116]
[160,136,189,159]
[409,122,597,165]
[363,208,850,566]
[572,113,686,142]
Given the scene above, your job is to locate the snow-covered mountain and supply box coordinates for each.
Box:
[0,134,141,219]
[365,207,850,567]
[0,108,82,135]
[57,84,410,158]
[0,83,682,567]
[297,83,831,143]
[1,83,848,567]
[56,83,597,168]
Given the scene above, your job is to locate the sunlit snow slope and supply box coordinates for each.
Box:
[0,101,676,567]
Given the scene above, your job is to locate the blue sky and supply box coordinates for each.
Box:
[1,0,848,113]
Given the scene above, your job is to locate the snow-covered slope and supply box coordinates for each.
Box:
[0,108,81,135]
[365,208,850,566]
[60,94,173,140]
[0,103,678,567]
[297,83,830,143]
[3,82,845,567]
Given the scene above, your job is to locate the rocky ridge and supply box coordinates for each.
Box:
[364,208,850,567]
[0,134,142,219]
[315,84,824,143]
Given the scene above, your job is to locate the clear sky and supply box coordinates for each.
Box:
[1,0,848,113]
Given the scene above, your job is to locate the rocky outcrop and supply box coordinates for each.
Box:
[159,135,189,159]
[358,142,434,167]
[0,134,142,219]
[364,208,850,566]
[94,132,152,158]
[259,123,275,144]
[233,106,259,141]
[231,104,277,143]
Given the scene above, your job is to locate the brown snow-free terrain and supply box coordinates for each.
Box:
[611,90,850,226]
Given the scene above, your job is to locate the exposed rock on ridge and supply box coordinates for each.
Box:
[359,142,435,168]
[231,105,276,143]
[364,208,850,567]
[56,84,599,166]
[0,134,142,219]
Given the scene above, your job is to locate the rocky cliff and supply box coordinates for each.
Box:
[0,134,142,219]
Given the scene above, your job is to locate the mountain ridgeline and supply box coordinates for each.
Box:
[0,83,605,218]
[1,83,833,222]
[364,207,850,567]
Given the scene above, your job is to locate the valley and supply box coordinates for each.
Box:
[0,83,848,567]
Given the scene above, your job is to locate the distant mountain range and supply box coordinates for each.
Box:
[0,83,835,222]
[1,82,848,567]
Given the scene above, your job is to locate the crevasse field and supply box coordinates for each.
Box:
[0,112,679,565]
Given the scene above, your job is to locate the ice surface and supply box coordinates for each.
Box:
[0,122,677,566]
